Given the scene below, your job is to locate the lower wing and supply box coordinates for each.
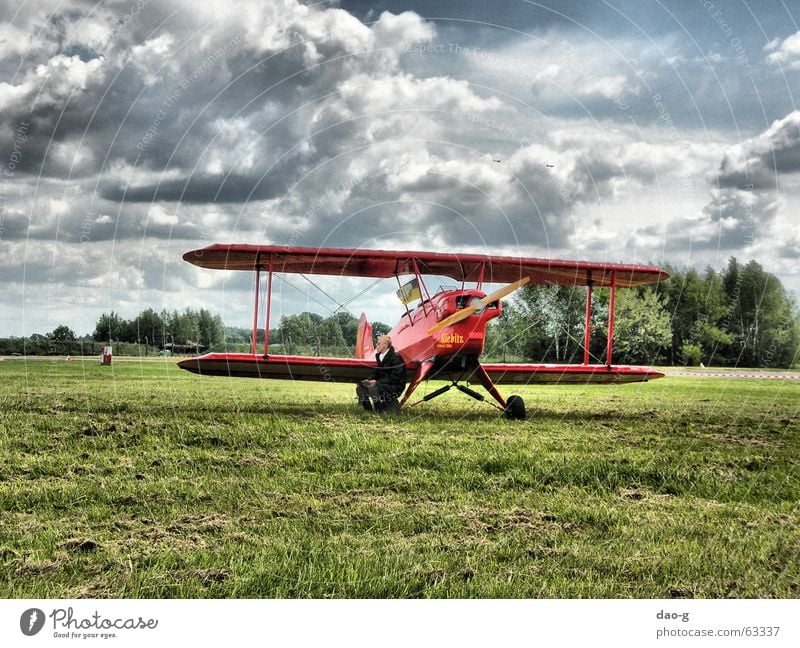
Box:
[177,352,416,382]
[479,362,664,384]
[179,354,663,385]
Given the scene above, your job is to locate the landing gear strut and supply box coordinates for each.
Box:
[401,359,527,419]
[410,381,526,419]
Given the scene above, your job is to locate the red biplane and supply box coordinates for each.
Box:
[178,245,668,418]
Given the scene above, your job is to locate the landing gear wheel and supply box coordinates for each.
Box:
[504,394,526,420]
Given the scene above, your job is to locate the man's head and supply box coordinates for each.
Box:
[376,335,391,353]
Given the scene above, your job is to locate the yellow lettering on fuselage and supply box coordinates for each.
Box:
[438,332,465,344]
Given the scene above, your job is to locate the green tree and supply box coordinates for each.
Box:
[331,312,359,346]
[133,308,164,347]
[48,325,76,341]
[730,261,799,367]
[680,342,703,366]
[655,264,734,366]
[372,321,391,338]
[197,309,224,349]
[165,310,199,346]
[485,285,585,363]
[612,288,672,364]
[658,267,704,364]
[484,300,533,361]
[278,312,323,352]
[722,256,741,302]
[316,317,341,348]
[694,267,733,364]
[93,312,127,342]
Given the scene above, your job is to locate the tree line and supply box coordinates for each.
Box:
[485,258,799,368]
[226,312,391,356]
[0,308,227,356]
[92,308,226,350]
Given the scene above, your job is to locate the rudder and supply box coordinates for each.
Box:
[355,313,374,359]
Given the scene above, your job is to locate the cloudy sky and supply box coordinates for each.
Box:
[2,0,800,337]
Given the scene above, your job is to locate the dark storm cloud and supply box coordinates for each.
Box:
[100,172,286,203]
[0,2,434,242]
[717,110,800,190]
[777,238,800,260]
[0,206,30,240]
[666,110,800,252]
[0,1,369,181]
[265,127,669,253]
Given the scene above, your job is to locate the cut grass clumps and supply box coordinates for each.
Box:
[0,357,798,597]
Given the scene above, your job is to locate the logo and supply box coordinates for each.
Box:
[438,332,465,344]
[20,608,45,636]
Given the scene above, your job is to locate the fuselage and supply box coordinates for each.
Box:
[388,288,502,364]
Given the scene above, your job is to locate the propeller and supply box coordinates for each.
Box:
[427,277,530,334]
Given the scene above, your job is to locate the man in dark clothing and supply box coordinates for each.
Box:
[356,335,406,413]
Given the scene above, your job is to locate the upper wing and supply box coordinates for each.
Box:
[183,244,668,288]
[178,352,417,381]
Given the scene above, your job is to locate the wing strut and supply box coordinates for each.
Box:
[583,275,593,365]
[251,267,260,355]
[606,270,616,366]
[264,254,273,355]
[411,258,433,317]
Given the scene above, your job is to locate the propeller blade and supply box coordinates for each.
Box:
[427,277,530,334]
[480,276,530,305]
[427,305,479,334]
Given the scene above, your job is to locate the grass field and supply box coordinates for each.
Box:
[0,357,798,598]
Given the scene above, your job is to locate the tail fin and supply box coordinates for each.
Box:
[355,313,374,359]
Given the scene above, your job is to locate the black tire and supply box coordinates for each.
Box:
[505,395,526,420]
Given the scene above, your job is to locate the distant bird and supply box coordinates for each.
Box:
[545,163,554,168]
[492,158,502,163]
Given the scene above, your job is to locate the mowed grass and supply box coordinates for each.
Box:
[0,357,798,598]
